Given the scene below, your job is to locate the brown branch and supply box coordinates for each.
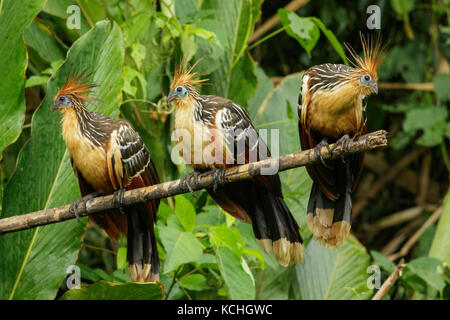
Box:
[361,152,441,203]
[0,130,388,235]
[378,82,434,91]
[388,206,442,261]
[352,147,428,218]
[372,258,405,300]
[248,0,310,44]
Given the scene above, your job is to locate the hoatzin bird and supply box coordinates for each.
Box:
[298,35,384,247]
[168,63,304,266]
[51,74,160,282]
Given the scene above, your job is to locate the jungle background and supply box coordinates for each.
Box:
[0,0,449,300]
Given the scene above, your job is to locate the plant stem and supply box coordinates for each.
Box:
[248,25,290,51]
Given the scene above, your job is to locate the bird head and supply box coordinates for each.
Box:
[168,61,208,106]
[51,72,96,112]
[345,33,385,96]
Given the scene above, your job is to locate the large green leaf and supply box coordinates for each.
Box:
[0,0,46,158]
[24,20,66,63]
[292,236,372,300]
[429,191,450,265]
[215,245,255,300]
[60,281,163,300]
[198,0,263,105]
[253,72,312,229]
[0,21,124,300]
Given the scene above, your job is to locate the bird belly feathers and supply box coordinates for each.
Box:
[306,86,363,138]
[174,105,229,169]
[61,109,112,194]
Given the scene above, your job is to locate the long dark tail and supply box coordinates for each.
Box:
[209,180,304,267]
[306,162,352,247]
[127,203,160,282]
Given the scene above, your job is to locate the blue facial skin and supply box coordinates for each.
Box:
[168,85,188,102]
[50,94,73,110]
[359,74,378,93]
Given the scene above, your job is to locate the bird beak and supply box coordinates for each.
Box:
[50,102,58,111]
[167,91,177,103]
[372,82,378,94]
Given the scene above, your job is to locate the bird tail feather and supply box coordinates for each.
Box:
[126,203,159,282]
[249,184,304,266]
[306,180,352,247]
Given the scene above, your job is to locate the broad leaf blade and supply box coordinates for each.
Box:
[60,281,163,300]
[0,21,124,300]
[429,191,450,265]
[198,0,263,105]
[0,0,46,158]
[293,236,372,300]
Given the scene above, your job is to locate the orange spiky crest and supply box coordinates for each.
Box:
[56,72,97,103]
[345,33,385,82]
[170,60,208,95]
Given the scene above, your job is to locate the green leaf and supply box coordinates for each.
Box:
[25,75,50,88]
[433,74,450,102]
[209,223,245,256]
[429,191,450,265]
[309,17,348,64]
[292,236,372,300]
[0,0,46,158]
[175,195,197,232]
[60,281,163,300]
[116,247,128,270]
[278,9,320,57]
[179,274,211,291]
[391,0,415,16]
[403,257,445,294]
[0,21,124,300]
[248,66,274,118]
[403,106,448,147]
[159,225,203,273]
[215,246,255,300]
[198,0,262,105]
[371,250,396,273]
[255,266,294,300]
[24,20,65,62]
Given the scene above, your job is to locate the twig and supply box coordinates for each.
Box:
[361,152,441,203]
[0,130,388,235]
[372,258,405,300]
[248,0,310,44]
[378,82,434,91]
[165,265,182,300]
[366,206,423,234]
[415,153,431,206]
[380,219,423,256]
[388,206,442,261]
[352,147,427,218]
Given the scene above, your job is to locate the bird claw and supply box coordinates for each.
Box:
[69,192,101,223]
[331,134,351,163]
[313,139,333,168]
[113,188,126,215]
[181,171,200,198]
[212,167,227,193]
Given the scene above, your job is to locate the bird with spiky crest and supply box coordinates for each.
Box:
[51,73,161,282]
[298,33,385,247]
[168,62,304,267]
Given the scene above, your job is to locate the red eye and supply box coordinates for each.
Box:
[59,96,65,102]
[364,75,370,81]
[176,87,182,92]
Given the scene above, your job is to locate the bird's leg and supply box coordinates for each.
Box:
[113,188,126,215]
[330,134,351,163]
[180,171,201,198]
[313,138,333,168]
[69,192,101,223]
[212,167,227,193]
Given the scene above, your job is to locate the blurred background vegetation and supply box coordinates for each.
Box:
[0,0,449,300]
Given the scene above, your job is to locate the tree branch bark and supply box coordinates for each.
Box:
[0,130,388,235]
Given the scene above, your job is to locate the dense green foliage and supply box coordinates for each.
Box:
[0,0,448,300]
